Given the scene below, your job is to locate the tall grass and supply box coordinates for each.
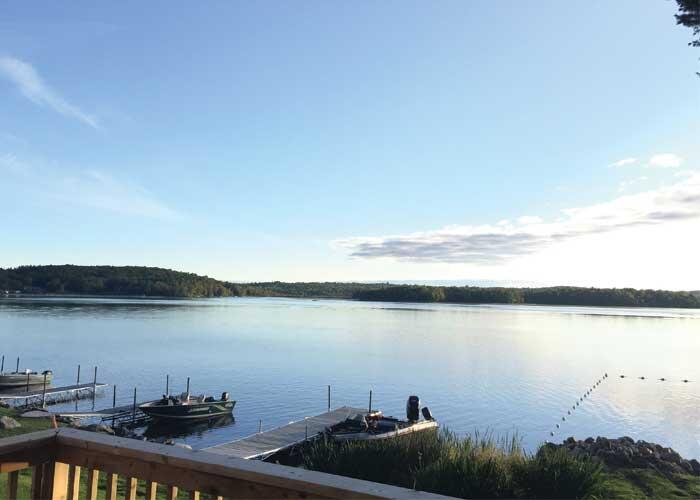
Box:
[302,429,602,499]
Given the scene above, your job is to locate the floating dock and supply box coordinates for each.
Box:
[0,382,107,406]
[204,406,367,460]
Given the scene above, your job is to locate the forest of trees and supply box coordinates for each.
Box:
[0,265,240,298]
[352,285,700,309]
[2,266,699,308]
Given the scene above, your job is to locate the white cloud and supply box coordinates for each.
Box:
[649,153,683,169]
[0,155,178,219]
[517,215,543,225]
[335,173,700,266]
[609,158,637,168]
[0,56,98,129]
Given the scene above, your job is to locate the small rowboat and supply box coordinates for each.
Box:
[139,392,235,421]
[325,395,438,442]
[0,370,53,387]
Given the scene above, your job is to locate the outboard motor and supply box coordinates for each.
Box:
[422,407,434,421]
[221,391,229,401]
[406,395,420,422]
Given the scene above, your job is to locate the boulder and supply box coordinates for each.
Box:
[83,423,115,435]
[0,416,21,429]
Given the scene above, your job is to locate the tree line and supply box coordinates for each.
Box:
[352,285,700,308]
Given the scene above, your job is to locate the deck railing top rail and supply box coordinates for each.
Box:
[0,428,452,499]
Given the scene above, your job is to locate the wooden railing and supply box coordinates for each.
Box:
[0,428,449,499]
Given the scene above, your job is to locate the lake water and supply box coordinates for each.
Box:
[1,296,699,458]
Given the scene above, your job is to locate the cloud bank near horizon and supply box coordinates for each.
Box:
[0,56,99,129]
[336,173,700,266]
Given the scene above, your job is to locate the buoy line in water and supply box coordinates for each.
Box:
[548,372,609,440]
[618,375,692,383]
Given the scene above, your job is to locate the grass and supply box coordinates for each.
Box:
[302,429,700,499]
[0,406,56,439]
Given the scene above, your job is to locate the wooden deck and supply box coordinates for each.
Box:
[205,406,367,460]
[0,382,107,400]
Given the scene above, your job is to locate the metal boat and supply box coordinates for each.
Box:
[139,392,235,421]
[325,395,438,442]
[0,369,53,387]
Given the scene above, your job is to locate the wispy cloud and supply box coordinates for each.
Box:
[648,153,683,169]
[0,155,179,219]
[336,173,700,265]
[0,56,98,129]
[609,158,637,168]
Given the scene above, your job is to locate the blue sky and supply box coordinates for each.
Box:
[1,1,699,288]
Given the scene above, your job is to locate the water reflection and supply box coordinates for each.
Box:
[143,414,235,440]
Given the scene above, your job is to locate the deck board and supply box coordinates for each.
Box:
[204,406,367,459]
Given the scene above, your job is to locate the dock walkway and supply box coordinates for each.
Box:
[204,406,367,460]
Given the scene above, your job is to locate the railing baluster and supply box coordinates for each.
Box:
[188,491,199,500]
[42,461,69,500]
[125,476,138,500]
[105,473,118,500]
[86,469,99,500]
[167,485,178,500]
[145,481,158,500]
[7,470,19,500]
[30,464,44,500]
[67,464,81,500]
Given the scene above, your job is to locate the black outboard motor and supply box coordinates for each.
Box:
[422,407,434,421]
[406,395,420,422]
[221,391,229,401]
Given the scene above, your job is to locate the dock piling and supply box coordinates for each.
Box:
[41,372,47,408]
[327,385,331,412]
[369,390,372,413]
[166,374,169,396]
[1,354,4,372]
[92,366,98,408]
[16,357,20,373]
[113,385,117,408]
[76,364,81,384]
[186,377,190,397]
[132,387,137,424]
[259,419,262,433]
[25,372,30,392]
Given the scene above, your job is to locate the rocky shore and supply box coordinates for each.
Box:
[544,436,700,477]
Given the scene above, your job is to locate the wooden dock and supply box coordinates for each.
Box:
[0,382,107,405]
[204,406,367,460]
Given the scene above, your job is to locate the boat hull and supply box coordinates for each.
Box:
[140,400,235,420]
[330,420,438,442]
[0,373,53,387]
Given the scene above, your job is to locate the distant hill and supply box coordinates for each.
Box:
[0,265,244,298]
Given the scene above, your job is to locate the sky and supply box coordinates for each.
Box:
[1,1,699,289]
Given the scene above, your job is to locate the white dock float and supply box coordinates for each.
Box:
[205,406,367,460]
[0,382,107,402]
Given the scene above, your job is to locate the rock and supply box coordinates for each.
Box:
[0,416,21,429]
[171,442,193,450]
[689,459,700,475]
[83,423,115,435]
[0,400,10,409]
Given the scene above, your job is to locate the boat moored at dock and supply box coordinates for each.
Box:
[0,369,52,387]
[139,392,235,421]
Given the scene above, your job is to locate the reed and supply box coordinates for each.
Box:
[302,429,603,499]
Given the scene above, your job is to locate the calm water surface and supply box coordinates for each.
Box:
[1,297,698,457]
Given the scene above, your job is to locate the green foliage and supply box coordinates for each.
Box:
[302,429,604,499]
[0,265,238,298]
[352,284,700,309]
[243,281,386,298]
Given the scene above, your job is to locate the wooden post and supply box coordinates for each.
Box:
[76,364,81,384]
[42,372,48,408]
[86,469,99,500]
[166,374,169,396]
[1,354,4,372]
[15,357,19,373]
[369,390,372,414]
[186,377,190,398]
[167,485,178,500]
[189,491,200,500]
[145,481,158,500]
[67,464,81,500]
[327,385,331,411]
[126,477,138,500]
[258,419,262,433]
[47,461,70,500]
[7,470,19,499]
[26,372,30,392]
[105,473,118,500]
[113,385,117,407]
